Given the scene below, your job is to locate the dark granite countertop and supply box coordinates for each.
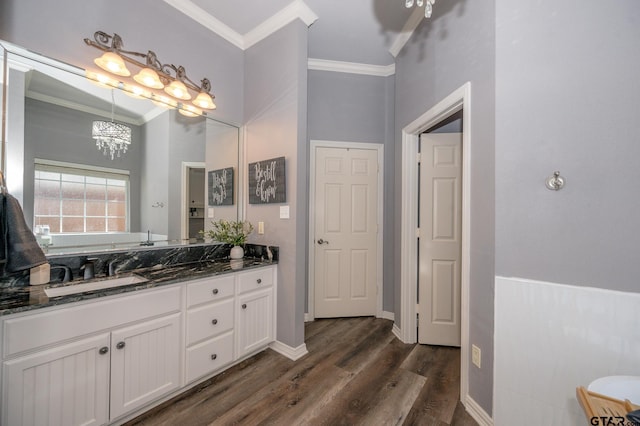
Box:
[0,257,277,317]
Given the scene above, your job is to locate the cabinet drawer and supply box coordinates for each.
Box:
[3,286,181,358]
[186,299,234,346]
[237,268,273,294]
[187,275,235,308]
[185,332,234,383]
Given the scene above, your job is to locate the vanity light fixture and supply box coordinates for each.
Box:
[405,0,436,18]
[84,31,216,116]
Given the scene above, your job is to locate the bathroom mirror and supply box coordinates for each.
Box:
[0,41,240,255]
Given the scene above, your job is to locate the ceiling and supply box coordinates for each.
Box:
[166,0,417,66]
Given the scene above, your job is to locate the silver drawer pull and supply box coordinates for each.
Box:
[242,303,247,309]
[256,278,262,284]
[116,341,125,350]
[211,354,217,360]
[99,346,109,355]
[212,288,219,295]
[211,319,218,325]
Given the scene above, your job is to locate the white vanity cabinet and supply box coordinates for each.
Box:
[236,268,275,358]
[0,264,277,426]
[1,286,182,426]
[184,275,236,383]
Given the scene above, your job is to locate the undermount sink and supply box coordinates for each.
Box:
[588,376,640,405]
[45,275,149,298]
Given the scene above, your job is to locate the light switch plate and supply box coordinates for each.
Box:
[279,206,290,219]
[208,207,214,218]
[258,221,264,234]
[472,344,481,368]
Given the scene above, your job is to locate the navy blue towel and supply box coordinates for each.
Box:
[0,193,47,273]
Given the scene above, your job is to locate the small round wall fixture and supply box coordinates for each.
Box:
[546,171,565,191]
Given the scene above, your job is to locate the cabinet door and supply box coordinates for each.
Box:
[109,313,181,420]
[237,288,274,358]
[3,333,111,426]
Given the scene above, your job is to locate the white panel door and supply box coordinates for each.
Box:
[418,133,462,346]
[109,313,181,420]
[3,333,111,426]
[314,147,378,317]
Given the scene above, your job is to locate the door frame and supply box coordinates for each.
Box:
[399,82,471,399]
[180,161,206,240]
[307,140,384,321]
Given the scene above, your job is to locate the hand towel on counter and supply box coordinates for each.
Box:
[0,193,47,273]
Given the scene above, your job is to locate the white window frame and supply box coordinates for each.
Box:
[33,159,130,234]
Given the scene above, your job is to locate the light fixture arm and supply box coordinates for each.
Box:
[84,31,213,96]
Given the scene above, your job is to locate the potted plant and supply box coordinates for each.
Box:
[201,219,254,259]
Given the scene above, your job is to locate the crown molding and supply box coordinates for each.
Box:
[163,0,317,51]
[389,6,424,58]
[308,58,395,77]
[245,0,318,49]
[163,0,245,48]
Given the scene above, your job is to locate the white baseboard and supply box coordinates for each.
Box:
[270,340,309,361]
[379,311,394,321]
[464,395,493,426]
[304,313,313,322]
[391,323,402,341]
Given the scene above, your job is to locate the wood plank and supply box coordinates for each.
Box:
[358,368,427,425]
[305,337,415,425]
[402,346,461,425]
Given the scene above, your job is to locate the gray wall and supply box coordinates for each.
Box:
[244,21,308,348]
[394,0,496,414]
[495,0,640,292]
[141,113,170,236]
[307,70,396,312]
[24,98,142,231]
[167,111,206,240]
[0,0,244,126]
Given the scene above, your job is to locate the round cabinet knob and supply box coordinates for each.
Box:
[242,303,247,309]
[211,354,217,360]
[256,278,262,284]
[116,341,126,350]
[211,319,218,325]
[99,346,109,355]
[212,288,219,295]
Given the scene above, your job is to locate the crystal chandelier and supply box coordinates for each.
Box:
[405,0,436,18]
[92,90,132,160]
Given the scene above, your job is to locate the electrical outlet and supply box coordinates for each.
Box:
[472,344,481,368]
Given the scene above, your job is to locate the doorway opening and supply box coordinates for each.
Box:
[181,162,206,241]
[399,82,471,401]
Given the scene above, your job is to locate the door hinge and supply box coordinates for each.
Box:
[416,153,421,164]
[416,228,420,238]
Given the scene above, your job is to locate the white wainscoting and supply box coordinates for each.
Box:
[494,276,640,425]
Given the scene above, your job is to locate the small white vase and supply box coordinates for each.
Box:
[230,245,244,259]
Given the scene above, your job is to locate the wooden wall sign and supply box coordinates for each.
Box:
[248,156,286,204]
[208,167,234,206]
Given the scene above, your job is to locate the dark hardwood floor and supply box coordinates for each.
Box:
[126,317,478,426]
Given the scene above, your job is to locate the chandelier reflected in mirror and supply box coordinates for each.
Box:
[92,89,132,160]
[405,0,436,18]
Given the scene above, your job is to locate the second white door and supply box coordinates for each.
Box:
[314,147,378,318]
[418,133,462,347]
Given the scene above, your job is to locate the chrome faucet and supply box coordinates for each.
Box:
[50,265,73,282]
[80,258,96,280]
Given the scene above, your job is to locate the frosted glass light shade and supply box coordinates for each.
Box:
[133,68,164,89]
[178,104,203,117]
[164,80,191,100]
[94,52,130,77]
[192,92,216,110]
